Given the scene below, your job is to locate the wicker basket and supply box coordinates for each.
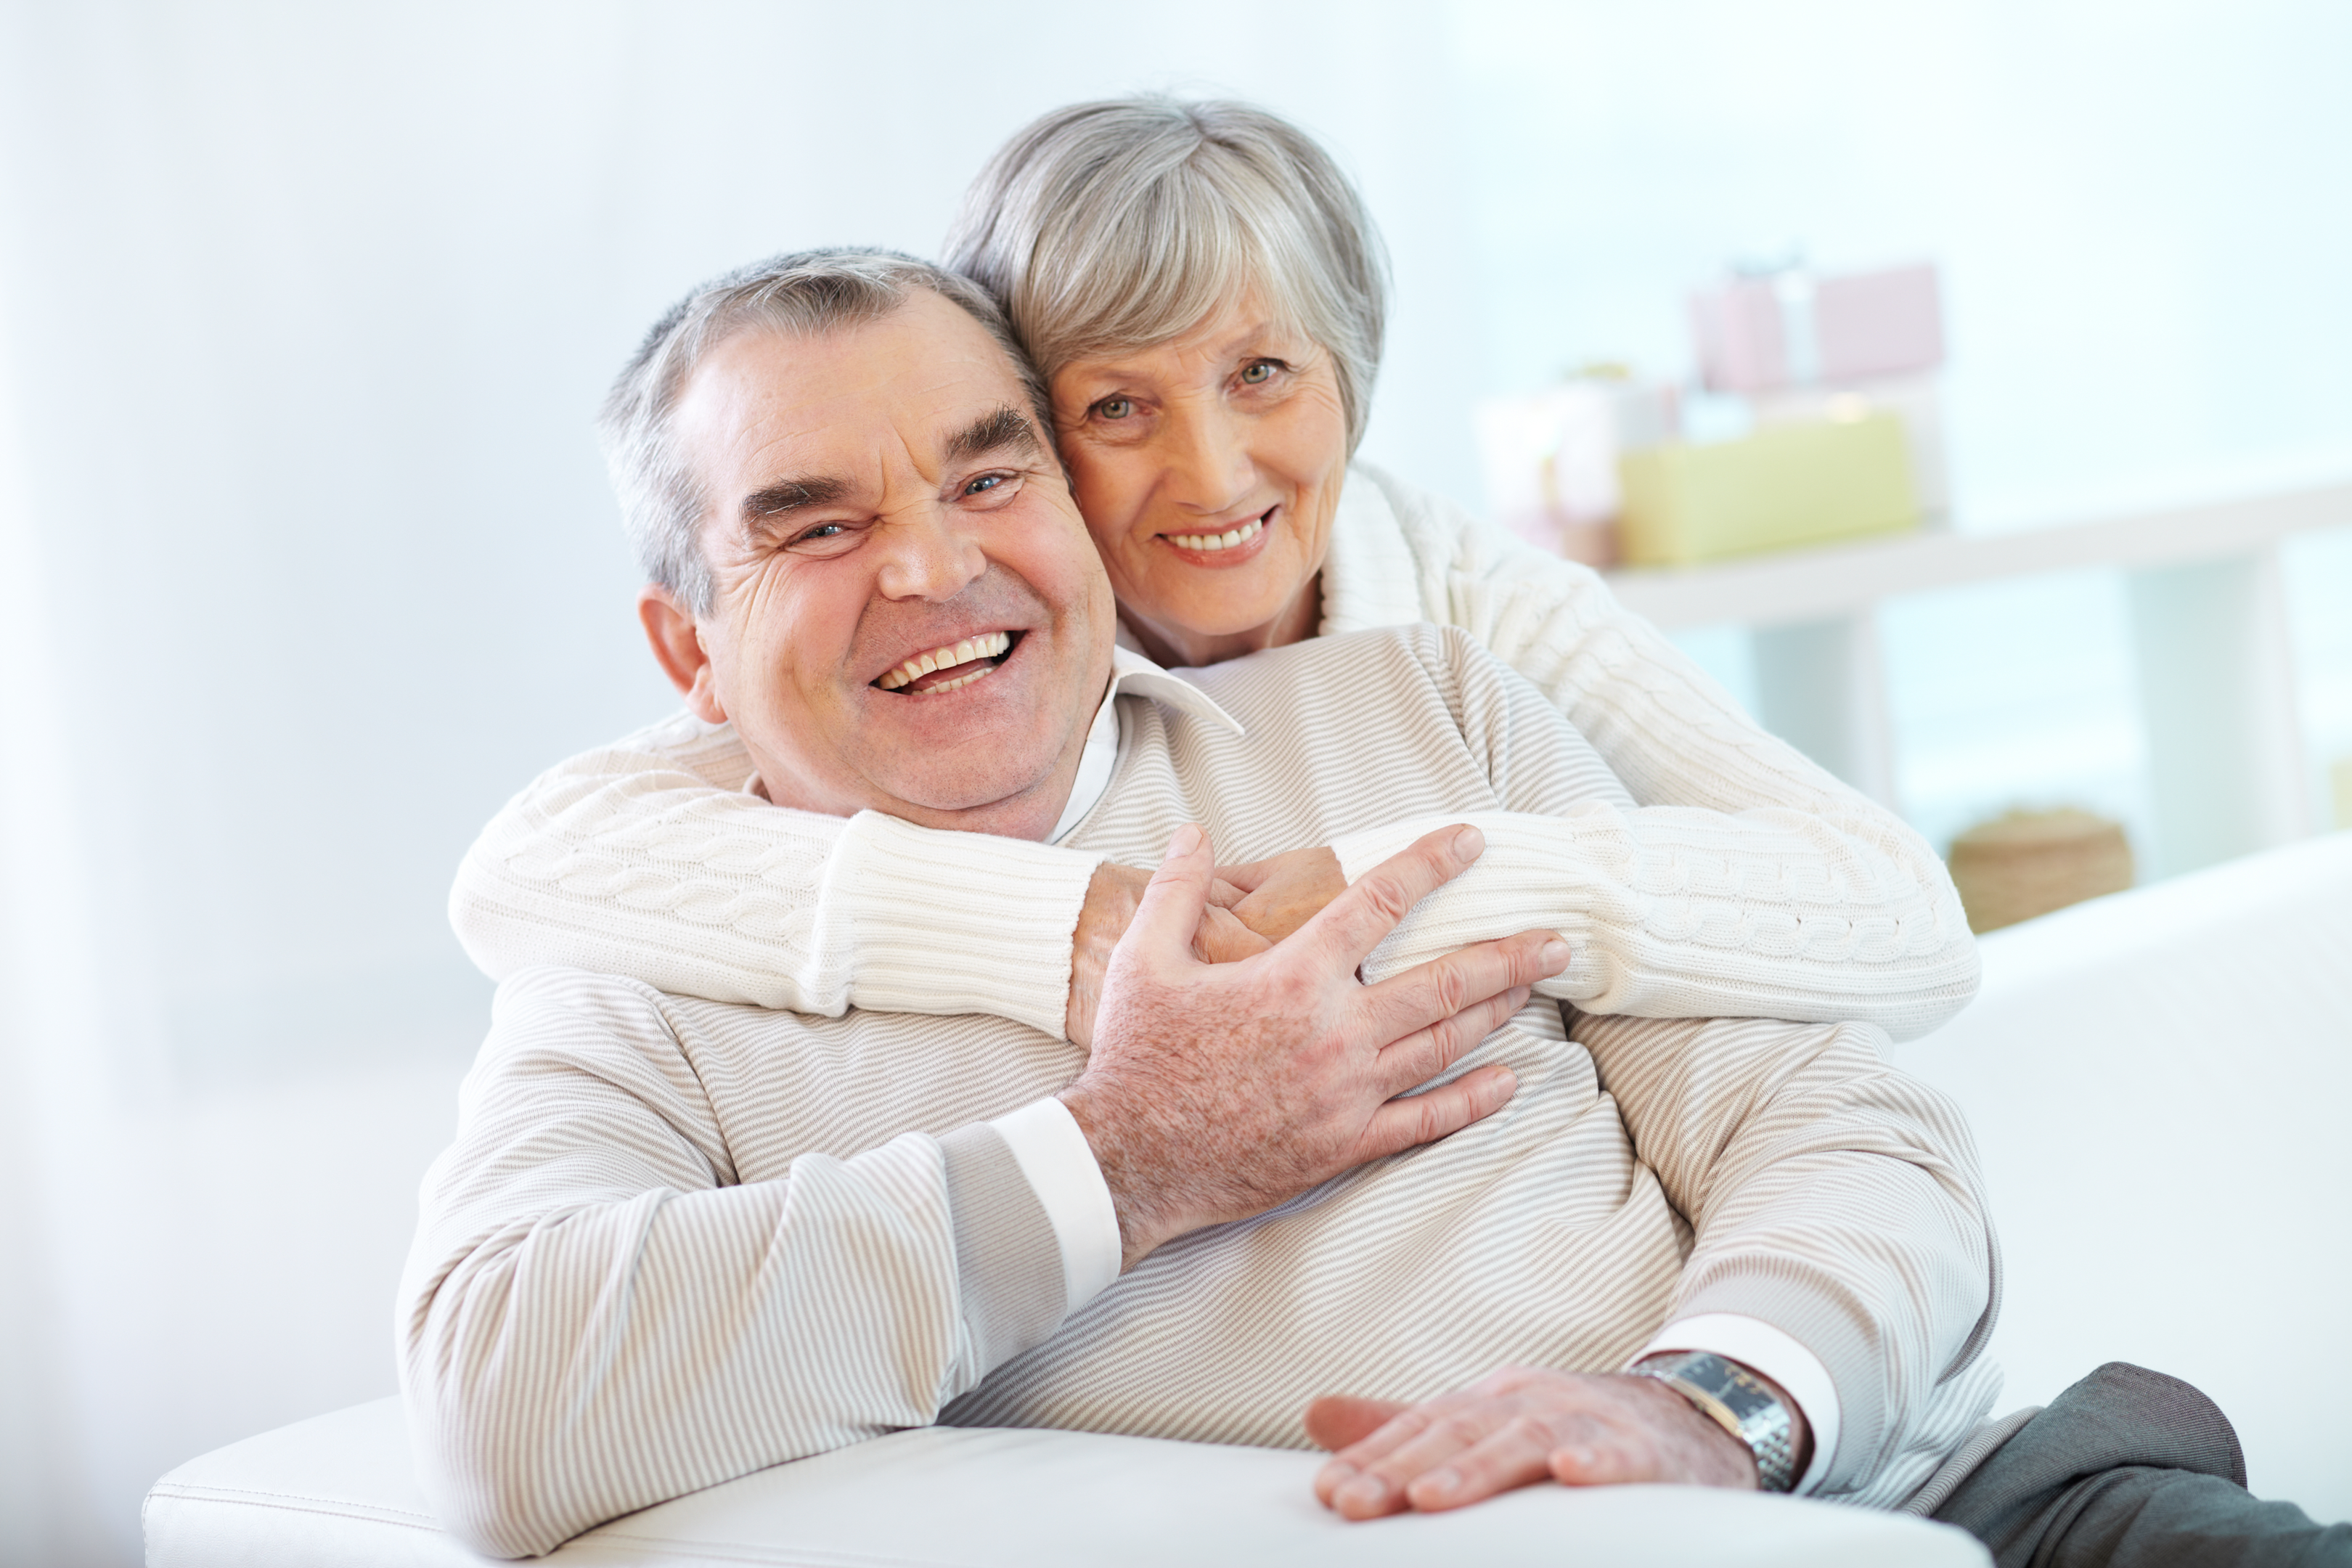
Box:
[1946,808,2134,934]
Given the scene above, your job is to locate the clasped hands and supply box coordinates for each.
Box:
[1064,841,1350,1046]
[1058,826,1790,1519]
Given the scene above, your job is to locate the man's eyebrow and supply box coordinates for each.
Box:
[943,406,1043,466]
[740,475,849,521]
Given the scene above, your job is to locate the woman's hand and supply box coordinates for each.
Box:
[1307,1365,1787,1520]
[1210,846,1349,944]
[1067,863,1270,1045]
[1066,846,1347,1045]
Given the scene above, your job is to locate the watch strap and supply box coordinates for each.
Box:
[1631,1349,1802,1492]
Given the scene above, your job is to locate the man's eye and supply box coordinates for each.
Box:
[1240,360,1277,385]
[964,473,1005,496]
[794,523,846,544]
[1096,397,1133,420]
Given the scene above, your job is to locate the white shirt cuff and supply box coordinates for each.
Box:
[985,1098,1123,1317]
[1630,1312,1842,1495]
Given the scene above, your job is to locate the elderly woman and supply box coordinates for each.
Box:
[452,97,1974,1048]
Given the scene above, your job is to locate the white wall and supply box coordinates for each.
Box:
[0,4,1493,1560]
[1,2,2346,1561]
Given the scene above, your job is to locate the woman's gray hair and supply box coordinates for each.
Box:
[598,248,1048,614]
[943,97,1389,452]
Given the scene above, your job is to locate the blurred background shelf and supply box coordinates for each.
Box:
[1609,479,2351,878]
[1608,480,2351,630]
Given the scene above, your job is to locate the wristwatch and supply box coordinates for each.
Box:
[1630,1350,1803,1493]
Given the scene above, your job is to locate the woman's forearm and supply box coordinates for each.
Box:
[449,714,1103,1034]
[1374,474,1977,1037]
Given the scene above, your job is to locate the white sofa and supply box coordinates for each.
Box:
[143,833,2352,1564]
[1891,830,2352,1523]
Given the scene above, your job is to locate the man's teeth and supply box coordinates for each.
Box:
[1167,516,1264,552]
[875,629,1012,691]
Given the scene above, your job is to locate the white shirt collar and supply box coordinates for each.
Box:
[1048,642,1244,843]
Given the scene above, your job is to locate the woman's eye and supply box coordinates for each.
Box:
[1096,397,1133,420]
[1240,360,1276,385]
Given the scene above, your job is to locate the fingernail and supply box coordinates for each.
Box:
[1540,938,1571,971]
[1451,825,1485,860]
[1166,823,1202,858]
[1423,1466,1461,1496]
[1337,1475,1389,1509]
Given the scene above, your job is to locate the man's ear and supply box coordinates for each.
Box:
[639,584,727,725]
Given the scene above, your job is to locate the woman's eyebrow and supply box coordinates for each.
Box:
[942,405,1042,465]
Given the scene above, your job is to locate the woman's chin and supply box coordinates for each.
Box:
[1123,587,1296,661]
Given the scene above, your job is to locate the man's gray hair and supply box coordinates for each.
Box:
[943,97,1390,453]
[599,248,1050,614]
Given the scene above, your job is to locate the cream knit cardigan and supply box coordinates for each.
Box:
[449,464,1977,1041]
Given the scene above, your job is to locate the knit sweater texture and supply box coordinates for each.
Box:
[447,465,1979,1042]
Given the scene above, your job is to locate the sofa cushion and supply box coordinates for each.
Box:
[145,1396,1988,1566]
[1893,832,2352,1524]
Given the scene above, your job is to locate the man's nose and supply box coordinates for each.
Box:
[873,505,987,601]
[1160,399,1255,515]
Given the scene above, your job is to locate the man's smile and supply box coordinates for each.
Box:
[873,629,1020,693]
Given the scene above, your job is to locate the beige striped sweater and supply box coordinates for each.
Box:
[401,625,2000,1559]
[446,464,1979,1044]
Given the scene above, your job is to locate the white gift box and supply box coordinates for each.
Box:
[1473,375,1678,565]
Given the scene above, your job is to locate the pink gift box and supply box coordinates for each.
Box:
[1691,262,1945,394]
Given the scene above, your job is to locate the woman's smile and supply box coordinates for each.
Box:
[1156,506,1275,566]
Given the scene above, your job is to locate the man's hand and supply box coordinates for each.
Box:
[1066,863,1270,1045]
[1059,823,1569,1270]
[1308,1365,1804,1520]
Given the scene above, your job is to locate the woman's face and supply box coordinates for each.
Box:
[1049,295,1349,669]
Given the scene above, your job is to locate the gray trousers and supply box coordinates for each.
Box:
[1931,1363,2352,1567]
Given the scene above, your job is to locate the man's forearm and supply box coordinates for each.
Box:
[1578,1011,1997,1498]
[404,1124,1071,1558]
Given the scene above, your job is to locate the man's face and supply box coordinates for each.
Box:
[661,290,1116,841]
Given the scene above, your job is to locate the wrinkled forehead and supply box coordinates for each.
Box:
[675,295,1038,491]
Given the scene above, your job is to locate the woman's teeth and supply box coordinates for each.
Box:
[1167,516,1263,552]
[875,630,1012,692]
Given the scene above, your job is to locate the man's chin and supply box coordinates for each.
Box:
[849,717,1077,838]
[875,767,1069,841]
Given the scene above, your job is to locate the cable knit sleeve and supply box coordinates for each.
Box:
[1336,470,1979,1040]
[447,711,1102,1035]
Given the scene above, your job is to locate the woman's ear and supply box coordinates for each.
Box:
[638,584,727,724]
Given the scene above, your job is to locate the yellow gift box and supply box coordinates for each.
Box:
[1615,408,1919,566]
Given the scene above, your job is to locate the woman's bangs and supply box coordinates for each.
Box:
[1030,164,1314,372]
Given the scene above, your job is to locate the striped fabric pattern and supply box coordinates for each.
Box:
[444,465,1978,1044]
[403,624,1999,1559]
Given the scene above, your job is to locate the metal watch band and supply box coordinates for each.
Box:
[1630,1350,1802,1493]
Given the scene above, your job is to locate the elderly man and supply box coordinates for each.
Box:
[404,251,2345,1567]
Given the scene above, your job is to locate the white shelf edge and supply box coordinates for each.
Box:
[1605,480,2352,630]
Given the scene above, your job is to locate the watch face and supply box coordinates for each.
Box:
[1713,1363,1779,1424]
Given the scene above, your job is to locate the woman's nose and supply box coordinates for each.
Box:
[1160,400,1254,514]
[874,507,987,601]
